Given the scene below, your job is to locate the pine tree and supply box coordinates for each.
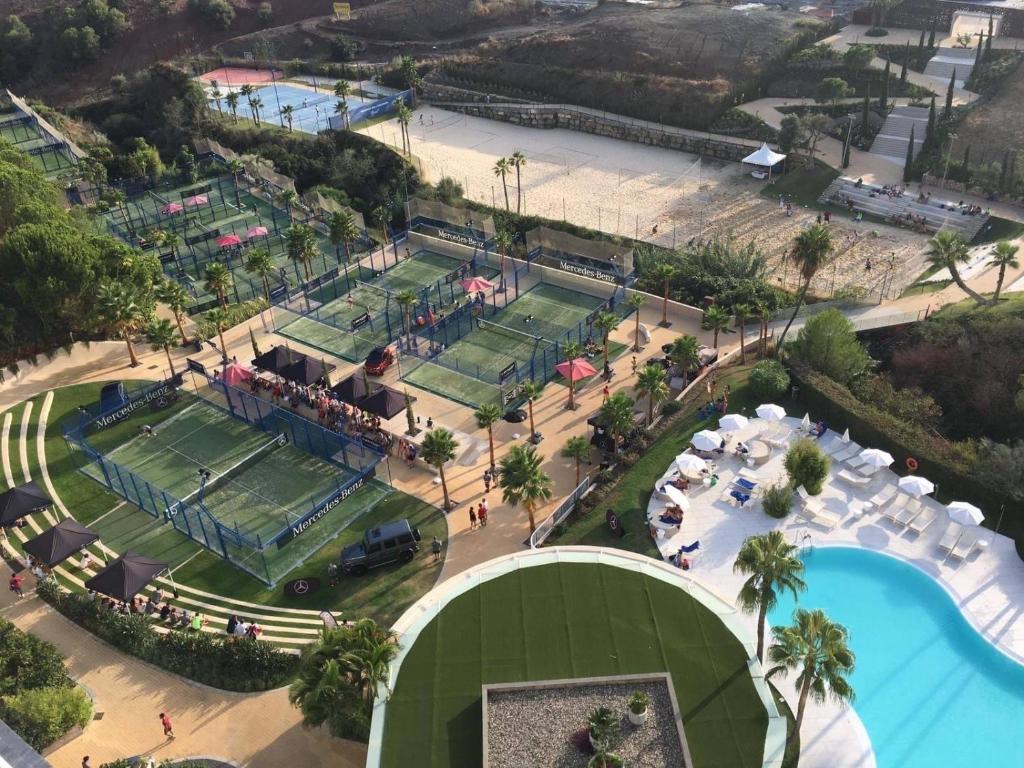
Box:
[900,42,910,86]
[903,126,916,182]
[880,59,891,110]
[962,144,971,182]
[944,68,956,117]
[925,95,936,149]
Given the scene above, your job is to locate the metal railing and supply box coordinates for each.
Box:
[529,476,592,548]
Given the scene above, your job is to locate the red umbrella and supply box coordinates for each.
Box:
[216,234,242,248]
[459,276,495,293]
[555,357,597,382]
[160,202,183,215]
[184,194,209,206]
[221,362,253,387]
[246,226,269,240]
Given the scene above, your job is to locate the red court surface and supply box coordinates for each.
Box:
[198,67,284,86]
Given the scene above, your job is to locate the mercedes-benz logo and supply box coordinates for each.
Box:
[293,579,310,595]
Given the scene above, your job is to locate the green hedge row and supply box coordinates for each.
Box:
[788,363,1023,557]
[38,582,299,691]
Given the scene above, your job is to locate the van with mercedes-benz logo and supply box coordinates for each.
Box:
[340,519,421,575]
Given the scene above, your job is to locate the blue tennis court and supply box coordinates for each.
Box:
[224,84,363,134]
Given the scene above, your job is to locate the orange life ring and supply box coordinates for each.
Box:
[906,457,919,472]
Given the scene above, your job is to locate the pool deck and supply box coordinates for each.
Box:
[648,417,1024,768]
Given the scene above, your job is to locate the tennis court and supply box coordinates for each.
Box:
[0,116,78,179]
[404,283,605,407]
[227,83,362,134]
[90,401,349,543]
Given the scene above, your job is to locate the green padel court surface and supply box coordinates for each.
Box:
[88,400,351,544]
[403,283,606,408]
[381,563,767,768]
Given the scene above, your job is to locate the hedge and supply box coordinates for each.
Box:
[788,362,1023,557]
[37,582,299,691]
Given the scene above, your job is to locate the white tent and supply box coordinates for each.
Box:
[742,143,787,180]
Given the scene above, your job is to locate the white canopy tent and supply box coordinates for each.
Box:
[742,143,787,180]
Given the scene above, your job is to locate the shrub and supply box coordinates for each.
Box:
[762,483,794,518]
[2,686,92,751]
[257,2,273,26]
[784,438,830,495]
[188,0,235,30]
[331,34,359,62]
[661,401,682,417]
[864,27,888,37]
[790,309,872,385]
[750,360,790,402]
[0,619,74,697]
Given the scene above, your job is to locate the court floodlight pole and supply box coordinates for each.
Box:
[269,64,285,128]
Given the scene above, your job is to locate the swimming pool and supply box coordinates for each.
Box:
[768,547,1024,768]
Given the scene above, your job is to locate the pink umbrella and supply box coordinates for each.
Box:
[460,276,495,293]
[216,234,242,248]
[555,357,597,383]
[184,194,209,206]
[221,362,254,387]
[246,226,269,240]
[160,202,183,215]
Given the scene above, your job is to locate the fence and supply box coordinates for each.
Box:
[529,477,592,548]
[525,226,634,282]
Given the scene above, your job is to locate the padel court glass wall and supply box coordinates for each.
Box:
[63,376,385,586]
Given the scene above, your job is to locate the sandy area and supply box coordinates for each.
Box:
[360,104,931,297]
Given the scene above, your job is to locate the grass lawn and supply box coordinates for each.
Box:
[550,364,760,556]
[760,161,840,210]
[381,562,768,768]
[972,215,1024,245]
[932,290,1024,320]
[36,381,447,625]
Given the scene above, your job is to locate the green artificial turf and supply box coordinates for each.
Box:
[760,161,841,210]
[381,562,768,768]
[971,215,1024,245]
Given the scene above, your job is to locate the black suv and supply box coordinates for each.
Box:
[340,519,421,575]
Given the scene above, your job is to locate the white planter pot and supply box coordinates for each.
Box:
[628,708,648,726]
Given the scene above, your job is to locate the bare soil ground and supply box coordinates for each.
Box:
[954,57,1024,157]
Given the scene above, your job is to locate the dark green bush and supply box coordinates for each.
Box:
[784,438,830,495]
[1,686,92,752]
[750,360,790,402]
[661,401,682,417]
[762,483,794,519]
[0,619,74,697]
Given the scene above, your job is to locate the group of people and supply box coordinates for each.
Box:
[889,211,932,232]
[868,183,905,200]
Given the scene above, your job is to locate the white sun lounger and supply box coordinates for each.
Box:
[831,443,862,463]
[867,487,896,509]
[837,468,872,488]
[819,437,844,455]
[881,494,910,522]
[949,529,979,560]
[938,522,965,552]
[894,498,924,527]
[856,463,883,477]
[844,453,869,470]
[907,506,938,534]
[795,486,840,529]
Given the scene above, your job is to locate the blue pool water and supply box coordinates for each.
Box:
[768,547,1024,768]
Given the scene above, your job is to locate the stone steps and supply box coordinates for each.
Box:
[869,107,929,166]
[924,47,976,87]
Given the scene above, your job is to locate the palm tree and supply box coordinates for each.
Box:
[421,428,458,511]
[653,263,676,326]
[335,99,349,130]
[701,305,732,349]
[627,293,644,352]
[989,240,1020,302]
[396,103,412,156]
[204,306,231,362]
[157,280,191,345]
[211,83,223,113]
[493,229,513,278]
[98,282,148,368]
[251,96,264,126]
[599,391,635,453]
[668,335,700,385]
[289,656,363,738]
[204,262,234,309]
[561,436,591,485]
[245,248,276,302]
[734,531,807,663]
[924,230,987,306]
[145,318,179,376]
[474,403,502,470]
[510,150,526,213]
[519,379,543,443]
[768,608,856,742]
[562,341,583,410]
[493,157,512,211]
[373,205,391,245]
[226,158,244,206]
[287,223,320,281]
[734,303,751,364]
[498,444,553,533]
[225,91,240,123]
[757,301,774,358]
[239,84,255,122]
[634,364,669,424]
[281,104,295,132]
[777,224,834,350]
[395,289,419,349]
[593,311,620,373]
[333,80,351,100]
[277,189,299,223]
[329,210,359,264]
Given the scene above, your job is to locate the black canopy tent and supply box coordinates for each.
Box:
[85,552,169,601]
[0,481,53,527]
[359,387,413,420]
[23,519,99,568]
[330,374,382,405]
[251,345,308,374]
[278,356,335,386]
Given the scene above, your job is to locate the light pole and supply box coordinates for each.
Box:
[942,132,958,187]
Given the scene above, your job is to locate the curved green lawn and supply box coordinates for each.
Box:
[381,562,768,768]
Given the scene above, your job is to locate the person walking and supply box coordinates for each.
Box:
[9,572,24,599]
[602,383,610,401]
[160,712,174,739]
[477,503,488,527]
[82,757,92,768]
[431,536,442,561]
[468,504,477,530]
[631,355,638,374]
[483,468,492,493]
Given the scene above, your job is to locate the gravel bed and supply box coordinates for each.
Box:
[486,679,686,768]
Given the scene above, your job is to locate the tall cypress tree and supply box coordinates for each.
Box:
[903,126,916,182]
[944,68,956,117]
[1010,154,1018,193]
[985,19,994,57]
[901,41,910,86]
[975,32,984,68]
[918,28,926,50]
[925,95,936,149]
[880,58,891,110]
[862,90,871,132]
[962,144,971,181]
[928,18,936,48]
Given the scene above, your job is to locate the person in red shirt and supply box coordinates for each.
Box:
[9,572,24,598]
[159,712,174,738]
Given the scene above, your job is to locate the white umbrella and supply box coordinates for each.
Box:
[841,428,851,442]
[946,501,984,526]
[800,413,811,430]
[719,414,749,432]
[691,429,723,452]
[756,404,786,421]
[898,475,935,497]
[859,448,894,468]
[664,484,690,511]
[675,453,707,473]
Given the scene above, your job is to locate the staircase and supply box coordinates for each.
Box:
[924,47,976,89]
[870,106,929,165]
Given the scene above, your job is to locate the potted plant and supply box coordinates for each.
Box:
[588,748,625,768]
[587,707,619,751]
[627,690,650,726]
